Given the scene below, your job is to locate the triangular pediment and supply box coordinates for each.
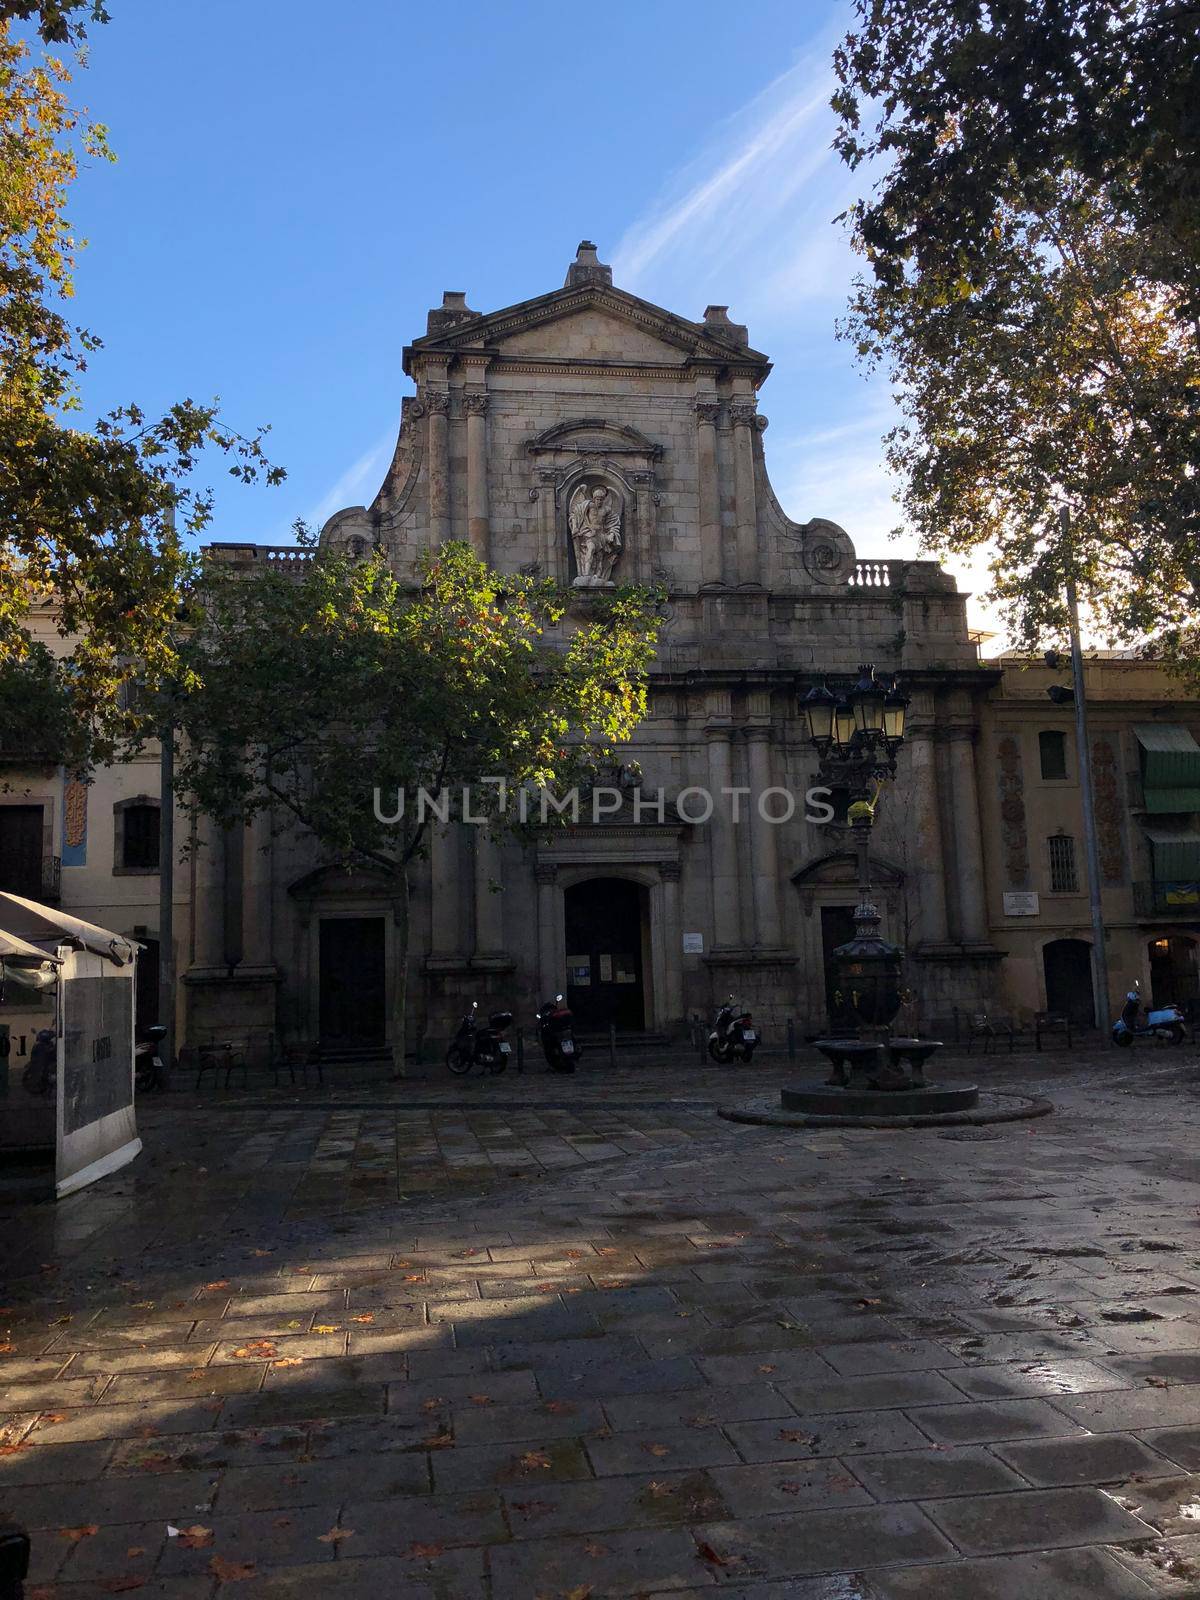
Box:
[404,283,769,372]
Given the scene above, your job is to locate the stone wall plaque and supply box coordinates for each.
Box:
[1003,891,1040,917]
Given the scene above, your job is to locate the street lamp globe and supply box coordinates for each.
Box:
[802,683,836,747]
[883,685,909,744]
[850,664,886,735]
[833,695,856,749]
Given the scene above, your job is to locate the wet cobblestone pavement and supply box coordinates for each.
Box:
[3,1050,1200,1597]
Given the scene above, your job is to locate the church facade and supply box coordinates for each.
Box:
[190,243,1004,1058]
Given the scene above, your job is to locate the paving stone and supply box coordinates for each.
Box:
[586,1423,740,1476]
[217,1453,430,1510]
[864,1546,1162,1598]
[944,1358,1131,1400]
[0,1438,112,1484]
[432,1396,598,1447]
[220,1385,385,1427]
[1105,1474,1200,1538]
[696,1350,838,1387]
[921,1485,1156,1555]
[50,1579,213,1599]
[347,1488,507,1551]
[707,1460,875,1517]
[157,1504,343,1574]
[779,1372,966,1414]
[1104,1533,1200,1597]
[500,1469,729,1539]
[1144,1425,1200,1470]
[905,1397,1085,1445]
[225,1549,485,1599]
[724,1412,930,1461]
[430,1436,593,1492]
[28,1401,226,1443]
[692,1505,953,1579]
[995,1432,1182,1486]
[1109,1350,1200,1384]
[106,1425,309,1474]
[850,1446,1027,1502]
[1053,1383,1200,1431]
[601,1383,794,1433]
[816,1340,961,1377]
[488,1525,709,1598]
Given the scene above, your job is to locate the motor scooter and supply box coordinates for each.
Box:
[1112,983,1187,1047]
[708,996,759,1064]
[446,1001,514,1075]
[536,994,581,1073]
[135,1024,168,1092]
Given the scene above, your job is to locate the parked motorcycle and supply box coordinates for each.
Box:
[135,1024,168,1092]
[1112,984,1186,1047]
[536,993,580,1073]
[708,996,759,1064]
[446,1001,514,1075]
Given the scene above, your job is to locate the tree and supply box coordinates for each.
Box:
[0,10,282,765]
[172,539,663,1066]
[832,1,1200,666]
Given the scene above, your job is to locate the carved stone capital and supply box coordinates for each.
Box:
[423,389,451,416]
[464,391,490,417]
[693,399,720,425]
[534,863,558,886]
[660,861,682,882]
[729,402,758,428]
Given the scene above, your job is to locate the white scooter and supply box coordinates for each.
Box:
[1112,983,1186,1047]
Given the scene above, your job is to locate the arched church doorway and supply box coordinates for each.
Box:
[1043,938,1094,1025]
[1149,936,1199,1008]
[564,878,647,1030]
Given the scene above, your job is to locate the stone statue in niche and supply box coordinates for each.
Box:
[568,481,623,586]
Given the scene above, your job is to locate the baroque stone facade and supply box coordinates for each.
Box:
[196,243,1004,1055]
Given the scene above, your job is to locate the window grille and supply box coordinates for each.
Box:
[1048,833,1078,893]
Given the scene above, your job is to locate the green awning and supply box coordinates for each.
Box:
[1144,824,1200,880]
[1135,725,1200,812]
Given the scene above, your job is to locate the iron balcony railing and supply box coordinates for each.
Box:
[1133,880,1200,918]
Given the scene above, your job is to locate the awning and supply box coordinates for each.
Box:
[1143,824,1200,880]
[1135,725,1200,812]
[0,929,64,964]
[0,892,137,966]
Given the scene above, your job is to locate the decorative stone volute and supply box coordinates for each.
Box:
[702,304,749,347]
[425,290,479,337]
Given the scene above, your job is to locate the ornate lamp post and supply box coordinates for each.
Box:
[800,664,926,1089]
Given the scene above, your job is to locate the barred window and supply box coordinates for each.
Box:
[117,802,160,871]
[1048,833,1078,893]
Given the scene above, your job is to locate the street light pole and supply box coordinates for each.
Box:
[157,708,174,1084]
[1061,507,1111,1032]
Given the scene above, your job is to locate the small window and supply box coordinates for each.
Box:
[1039,730,1068,781]
[119,803,160,871]
[1047,833,1078,893]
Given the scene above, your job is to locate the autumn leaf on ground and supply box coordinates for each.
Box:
[565,1250,584,1260]
[407,1541,444,1558]
[60,1525,99,1541]
[645,1480,675,1498]
[1146,1376,1170,1388]
[542,1400,574,1414]
[401,1274,425,1284]
[317,1526,354,1545]
[518,1450,552,1471]
[686,1413,715,1428]
[209,1555,257,1582]
[778,1430,815,1445]
[313,1325,339,1334]
[272,1357,305,1368]
[421,1396,445,1412]
[177,1526,213,1549]
[696,1540,739,1568]
[583,1539,607,1556]
[509,1499,551,1517]
[596,1246,618,1256]
[42,1413,68,1424]
[232,1341,277,1360]
[350,1313,374,1324]
[422,1429,454,1450]
[0,1443,31,1457]
[779,1479,805,1495]
[564,1586,593,1600]
[249,1249,273,1258]
[202,1282,230,1292]
[756,1364,776,1375]
[0,1342,14,1354]
[643,1442,671,1458]
[468,1393,493,1406]
[829,1474,859,1492]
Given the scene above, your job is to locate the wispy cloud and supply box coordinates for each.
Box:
[309,425,397,531]
[612,33,857,330]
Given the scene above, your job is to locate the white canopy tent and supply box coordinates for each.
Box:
[0,893,141,1197]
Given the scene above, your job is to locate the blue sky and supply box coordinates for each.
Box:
[61,0,986,624]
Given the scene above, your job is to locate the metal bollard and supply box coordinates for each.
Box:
[0,1524,30,1600]
[787,1017,796,1060]
[608,1023,617,1072]
[516,1027,524,1074]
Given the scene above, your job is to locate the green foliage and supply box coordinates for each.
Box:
[832,1,1200,669]
[173,540,663,877]
[0,11,282,764]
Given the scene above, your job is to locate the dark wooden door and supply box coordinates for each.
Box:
[319,917,386,1045]
[0,806,45,899]
[564,879,646,1031]
[1043,938,1095,1025]
[821,904,858,1024]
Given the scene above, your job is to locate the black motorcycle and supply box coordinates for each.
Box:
[708,996,759,1065]
[135,1024,168,1092]
[536,993,580,1073]
[446,1001,514,1075]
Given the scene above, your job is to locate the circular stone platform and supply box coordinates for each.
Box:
[719,1088,1052,1131]
[781,1081,980,1117]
